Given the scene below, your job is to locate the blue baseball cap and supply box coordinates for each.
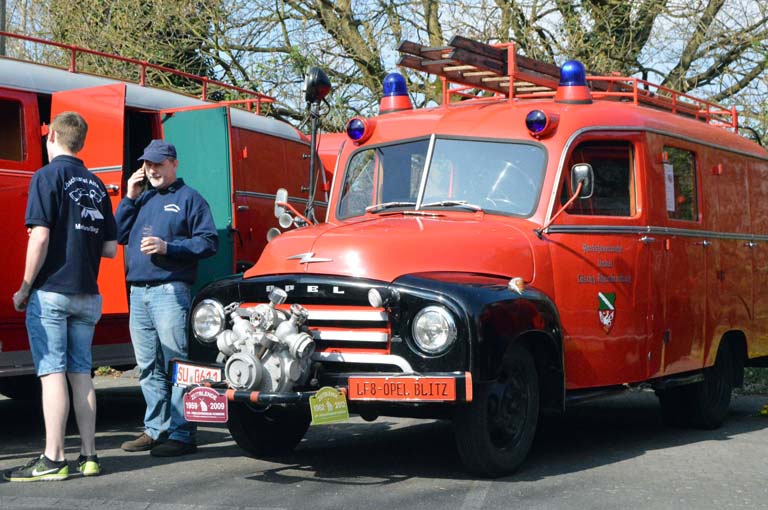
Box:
[139,139,177,163]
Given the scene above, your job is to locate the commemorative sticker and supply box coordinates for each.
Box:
[309,387,349,425]
[183,386,228,423]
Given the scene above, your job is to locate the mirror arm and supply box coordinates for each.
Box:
[305,101,322,224]
[276,201,311,226]
[535,181,583,238]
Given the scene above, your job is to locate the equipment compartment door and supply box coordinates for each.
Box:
[161,106,233,292]
[51,83,127,316]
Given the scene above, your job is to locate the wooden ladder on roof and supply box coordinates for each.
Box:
[398,35,562,98]
[397,35,737,129]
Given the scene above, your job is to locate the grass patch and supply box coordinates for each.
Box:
[94,366,120,377]
[740,367,768,395]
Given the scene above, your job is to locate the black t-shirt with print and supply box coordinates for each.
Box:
[25,155,117,294]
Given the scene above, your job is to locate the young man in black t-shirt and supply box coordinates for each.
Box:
[5,112,117,482]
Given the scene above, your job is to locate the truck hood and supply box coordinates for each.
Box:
[247,214,535,283]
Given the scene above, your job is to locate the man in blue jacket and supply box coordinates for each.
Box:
[116,139,218,457]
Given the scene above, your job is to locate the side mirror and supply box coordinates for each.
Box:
[274,188,288,218]
[570,163,594,199]
[304,67,331,104]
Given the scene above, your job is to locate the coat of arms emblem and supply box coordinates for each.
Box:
[598,292,616,333]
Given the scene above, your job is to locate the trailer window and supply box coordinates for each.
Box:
[664,147,698,221]
[0,100,23,162]
[562,141,635,216]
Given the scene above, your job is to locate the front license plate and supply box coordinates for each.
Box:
[347,376,456,402]
[172,361,223,387]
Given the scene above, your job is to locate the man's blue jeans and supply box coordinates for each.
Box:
[129,282,195,444]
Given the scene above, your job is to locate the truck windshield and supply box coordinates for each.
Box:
[337,137,546,218]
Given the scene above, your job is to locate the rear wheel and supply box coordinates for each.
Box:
[227,402,310,457]
[656,342,733,429]
[453,343,539,478]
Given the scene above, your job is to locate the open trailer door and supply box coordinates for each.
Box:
[51,83,128,315]
[160,105,234,291]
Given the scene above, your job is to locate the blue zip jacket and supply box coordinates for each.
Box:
[115,179,218,284]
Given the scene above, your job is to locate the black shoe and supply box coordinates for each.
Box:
[121,433,159,452]
[4,454,69,482]
[150,439,197,457]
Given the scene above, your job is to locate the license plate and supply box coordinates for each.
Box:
[172,361,223,387]
[347,376,456,401]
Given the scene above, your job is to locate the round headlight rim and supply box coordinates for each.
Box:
[410,304,458,356]
[192,298,227,343]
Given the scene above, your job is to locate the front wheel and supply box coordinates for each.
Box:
[227,402,310,457]
[453,343,539,478]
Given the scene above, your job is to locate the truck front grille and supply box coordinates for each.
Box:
[238,304,391,352]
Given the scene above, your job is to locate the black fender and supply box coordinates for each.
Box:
[393,272,565,413]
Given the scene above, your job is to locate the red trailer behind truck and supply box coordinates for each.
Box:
[0,32,326,397]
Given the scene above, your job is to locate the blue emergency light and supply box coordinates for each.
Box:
[383,73,409,97]
[525,109,559,138]
[559,60,587,86]
[379,72,413,114]
[555,59,592,104]
[346,116,376,143]
[525,110,548,133]
[346,118,366,140]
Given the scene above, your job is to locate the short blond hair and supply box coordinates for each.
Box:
[50,111,88,153]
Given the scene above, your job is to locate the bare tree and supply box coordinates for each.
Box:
[5,0,766,142]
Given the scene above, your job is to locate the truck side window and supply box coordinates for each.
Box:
[0,99,23,162]
[664,146,698,221]
[562,140,635,217]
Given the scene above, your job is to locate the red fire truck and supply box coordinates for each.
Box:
[174,36,768,477]
[0,32,325,398]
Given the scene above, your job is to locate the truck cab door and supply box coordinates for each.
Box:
[160,105,233,292]
[51,83,127,315]
[548,136,651,389]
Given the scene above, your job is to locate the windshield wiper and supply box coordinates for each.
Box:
[365,201,417,213]
[420,200,482,211]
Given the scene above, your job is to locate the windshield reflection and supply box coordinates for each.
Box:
[337,137,546,218]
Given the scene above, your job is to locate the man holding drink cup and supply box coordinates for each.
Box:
[115,139,218,457]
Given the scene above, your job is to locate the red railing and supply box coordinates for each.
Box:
[400,37,738,130]
[0,31,274,113]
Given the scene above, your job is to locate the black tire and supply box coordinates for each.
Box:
[656,342,733,429]
[227,402,310,457]
[453,343,539,478]
[0,375,41,400]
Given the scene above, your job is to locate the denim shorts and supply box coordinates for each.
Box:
[25,289,103,376]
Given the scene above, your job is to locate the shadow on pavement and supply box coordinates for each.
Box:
[1,379,766,483]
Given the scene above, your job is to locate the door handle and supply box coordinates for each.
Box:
[744,241,757,248]
[105,184,119,195]
[696,240,711,247]
[237,205,250,211]
[639,236,656,244]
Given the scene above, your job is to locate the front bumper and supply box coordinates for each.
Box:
[170,358,473,404]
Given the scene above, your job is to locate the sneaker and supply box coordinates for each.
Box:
[121,433,159,452]
[150,439,197,457]
[3,454,68,482]
[76,454,100,477]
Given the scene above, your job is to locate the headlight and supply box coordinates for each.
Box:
[192,299,226,343]
[411,305,457,355]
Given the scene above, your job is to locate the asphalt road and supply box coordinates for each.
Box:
[1,376,767,510]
